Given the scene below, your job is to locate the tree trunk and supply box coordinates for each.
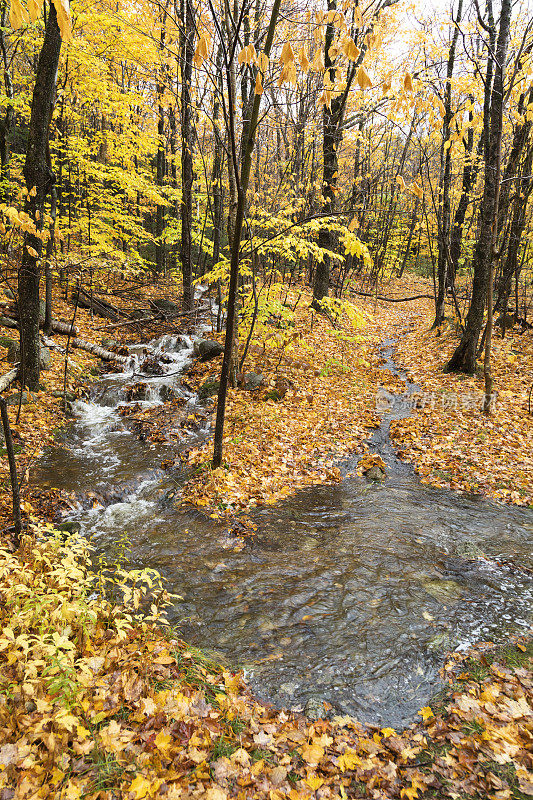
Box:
[434,0,462,326]
[19,2,62,391]
[180,0,195,311]
[212,0,282,468]
[446,0,511,374]
[312,0,340,308]
[0,1,14,178]
[155,4,168,275]
[449,102,480,280]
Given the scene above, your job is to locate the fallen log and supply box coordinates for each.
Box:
[72,287,128,321]
[70,338,128,363]
[103,304,210,330]
[0,367,19,393]
[0,308,78,336]
[349,290,434,302]
[49,319,79,335]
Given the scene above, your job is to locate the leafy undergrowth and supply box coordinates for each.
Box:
[0,531,531,800]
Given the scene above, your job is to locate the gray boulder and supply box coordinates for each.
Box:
[50,390,76,402]
[39,346,51,370]
[243,372,264,391]
[6,341,19,363]
[6,342,50,370]
[6,391,33,406]
[198,339,224,362]
[152,298,180,315]
[0,335,16,349]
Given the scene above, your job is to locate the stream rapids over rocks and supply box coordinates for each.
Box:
[32,317,533,729]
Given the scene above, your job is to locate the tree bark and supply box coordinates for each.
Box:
[434,0,462,326]
[180,0,195,310]
[446,0,511,374]
[19,2,62,391]
[212,0,282,467]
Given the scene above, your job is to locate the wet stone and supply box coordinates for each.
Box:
[421,578,464,605]
[454,541,484,560]
[304,696,327,720]
[197,339,224,361]
[365,465,386,481]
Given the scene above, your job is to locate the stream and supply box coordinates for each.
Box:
[32,325,533,729]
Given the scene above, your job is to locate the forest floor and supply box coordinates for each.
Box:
[0,530,531,800]
[0,274,532,798]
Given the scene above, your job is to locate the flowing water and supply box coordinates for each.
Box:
[32,327,533,729]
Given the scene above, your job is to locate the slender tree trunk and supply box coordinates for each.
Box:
[313,0,340,308]
[0,396,22,544]
[0,1,14,178]
[155,3,168,275]
[449,102,480,279]
[434,0,462,326]
[397,197,419,278]
[212,0,282,468]
[180,0,195,310]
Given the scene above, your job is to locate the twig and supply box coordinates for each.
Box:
[0,395,22,545]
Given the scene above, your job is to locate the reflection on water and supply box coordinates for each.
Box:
[32,333,533,728]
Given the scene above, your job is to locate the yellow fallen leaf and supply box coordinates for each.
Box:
[155,730,173,752]
[128,774,152,799]
[337,748,362,771]
[305,775,324,790]
[300,741,324,765]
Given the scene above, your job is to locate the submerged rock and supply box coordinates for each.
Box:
[454,541,484,560]
[422,578,463,605]
[365,465,386,481]
[159,385,176,402]
[427,632,452,653]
